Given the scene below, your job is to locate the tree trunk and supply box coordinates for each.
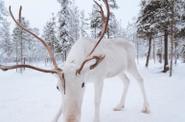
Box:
[95,27,97,38]
[174,41,178,65]
[16,39,18,72]
[23,57,26,70]
[107,28,110,39]
[170,2,175,77]
[160,37,163,63]
[145,36,152,67]
[20,29,23,73]
[163,30,169,73]
[153,39,156,63]
[63,50,67,61]
[136,39,139,64]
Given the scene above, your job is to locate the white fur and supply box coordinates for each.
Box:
[54,38,150,122]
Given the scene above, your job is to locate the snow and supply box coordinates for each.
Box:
[0,61,185,122]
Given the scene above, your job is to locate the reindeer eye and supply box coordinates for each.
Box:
[56,85,60,91]
[81,82,85,88]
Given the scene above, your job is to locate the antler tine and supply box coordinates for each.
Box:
[0,64,57,74]
[76,55,105,75]
[19,6,22,23]
[89,0,110,56]
[9,6,60,71]
[94,0,105,20]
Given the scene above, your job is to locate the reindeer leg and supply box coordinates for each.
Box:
[129,63,150,113]
[114,73,130,111]
[94,80,104,122]
[52,100,63,122]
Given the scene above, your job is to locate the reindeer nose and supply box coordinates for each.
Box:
[56,86,60,91]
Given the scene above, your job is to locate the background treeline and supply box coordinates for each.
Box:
[0,0,185,76]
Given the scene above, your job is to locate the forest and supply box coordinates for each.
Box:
[0,0,184,77]
[0,0,185,122]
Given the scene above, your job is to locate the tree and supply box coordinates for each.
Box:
[0,19,12,62]
[0,0,6,20]
[26,27,42,62]
[90,4,102,38]
[43,13,61,61]
[107,13,120,38]
[137,0,184,73]
[12,17,33,72]
[57,0,79,61]
[106,0,119,38]
[79,10,89,38]
[137,0,157,67]
[176,0,185,63]
[90,0,119,38]
[154,0,183,73]
[0,0,11,63]
[69,5,80,41]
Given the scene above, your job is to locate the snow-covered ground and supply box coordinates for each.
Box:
[0,61,185,122]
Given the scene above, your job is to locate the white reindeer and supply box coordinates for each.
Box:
[53,38,150,122]
[0,1,150,122]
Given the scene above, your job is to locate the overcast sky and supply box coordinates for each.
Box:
[4,0,140,31]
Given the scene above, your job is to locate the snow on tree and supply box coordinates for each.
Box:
[0,0,12,63]
[137,0,158,67]
[70,5,80,41]
[57,0,80,61]
[176,1,185,62]
[26,27,43,62]
[0,19,12,62]
[107,13,120,38]
[43,13,62,61]
[11,16,39,71]
[137,0,185,72]
[79,10,89,38]
[90,3,102,38]
[0,0,6,20]
[90,0,119,38]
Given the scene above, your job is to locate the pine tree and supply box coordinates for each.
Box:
[26,27,41,62]
[137,0,183,72]
[12,17,33,71]
[43,13,61,60]
[0,0,11,63]
[90,0,119,38]
[0,19,12,62]
[69,5,80,41]
[137,0,157,67]
[107,13,119,38]
[0,0,6,20]
[79,10,89,38]
[106,0,119,38]
[90,4,102,38]
[176,0,185,62]
[57,0,75,61]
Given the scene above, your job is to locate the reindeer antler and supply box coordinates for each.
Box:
[0,6,62,73]
[0,64,57,73]
[76,55,105,75]
[0,6,67,93]
[0,6,59,73]
[8,6,60,70]
[89,0,110,56]
[76,0,110,75]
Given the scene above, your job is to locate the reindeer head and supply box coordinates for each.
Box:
[0,0,110,122]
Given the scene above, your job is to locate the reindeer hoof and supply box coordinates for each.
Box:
[113,105,124,111]
[142,106,150,114]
